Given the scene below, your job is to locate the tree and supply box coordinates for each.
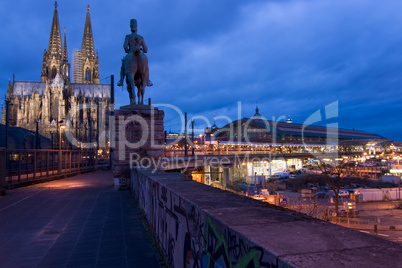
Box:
[316,159,356,216]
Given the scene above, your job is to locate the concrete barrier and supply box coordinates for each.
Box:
[131,168,402,268]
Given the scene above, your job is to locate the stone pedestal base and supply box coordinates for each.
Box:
[112,105,164,178]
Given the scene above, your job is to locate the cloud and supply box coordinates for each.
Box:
[1,0,402,139]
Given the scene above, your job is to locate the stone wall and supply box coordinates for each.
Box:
[131,168,402,268]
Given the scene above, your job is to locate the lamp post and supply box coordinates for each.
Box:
[242,162,249,195]
[184,112,188,157]
[4,98,10,149]
[198,134,202,154]
[191,120,195,156]
[263,161,267,189]
[58,121,66,174]
[203,134,206,154]
[35,120,39,149]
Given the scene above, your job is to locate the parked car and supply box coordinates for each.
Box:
[327,190,349,198]
[259,189,270,196]
[313,192,331,199]
[269,175,282,180]
[338,190,350,197]
[237,183,258,196]
[273,172,290,179]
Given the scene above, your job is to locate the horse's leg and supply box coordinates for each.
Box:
[140,80,147,105]
[137,85,142,105]
[138,70,148,105]
[134,73,141,105]
[127,75,135,104]
[125,76,133,103]
[139,68,148,105]
[137,54,149,105]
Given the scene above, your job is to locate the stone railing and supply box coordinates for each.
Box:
[131,168,402,268]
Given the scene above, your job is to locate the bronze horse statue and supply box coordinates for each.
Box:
[123,47,149,105]
[117,19,151,105]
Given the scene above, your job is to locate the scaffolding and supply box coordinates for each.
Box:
[72,49,83,83]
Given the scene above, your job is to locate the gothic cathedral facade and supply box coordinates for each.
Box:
[1,2,111,149]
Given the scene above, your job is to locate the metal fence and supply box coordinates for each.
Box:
[0,148,109,188]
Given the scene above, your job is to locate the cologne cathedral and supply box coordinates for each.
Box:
[1,2,111,149]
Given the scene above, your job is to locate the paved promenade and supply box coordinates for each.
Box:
[0,170,165,267]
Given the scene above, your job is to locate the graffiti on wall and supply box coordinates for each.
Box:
[202,217,276,268]
[133,171,283,268]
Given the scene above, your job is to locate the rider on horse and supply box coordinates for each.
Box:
[117,19,152,87]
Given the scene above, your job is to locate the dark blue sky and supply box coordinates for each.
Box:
[1,0,402,140]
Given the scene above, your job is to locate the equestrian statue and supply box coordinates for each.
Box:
[117,19,152,105]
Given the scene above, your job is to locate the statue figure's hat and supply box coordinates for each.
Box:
[130,19,137,33]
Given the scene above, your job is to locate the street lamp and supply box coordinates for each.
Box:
[58,120,66,174]
[199,134,203,153]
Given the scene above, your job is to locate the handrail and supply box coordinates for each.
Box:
[1,148,109,188]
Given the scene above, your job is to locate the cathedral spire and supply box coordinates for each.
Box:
[81,4,95,58]
[42,1,70,83]
[62,28,68,63]
[61,27,71,84]
[48,1,62,56]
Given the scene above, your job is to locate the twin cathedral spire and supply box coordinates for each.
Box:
[41,2,99,85]
[1,1,110,148]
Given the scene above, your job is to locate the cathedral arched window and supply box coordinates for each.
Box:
[51,66,57,79]
[85,68,91,81]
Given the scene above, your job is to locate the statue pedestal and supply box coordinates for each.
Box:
[112,105,164,178]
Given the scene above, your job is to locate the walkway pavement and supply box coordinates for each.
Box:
[0,170,165,267]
